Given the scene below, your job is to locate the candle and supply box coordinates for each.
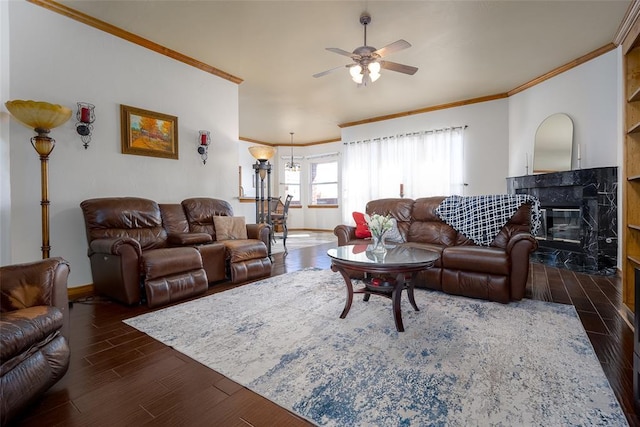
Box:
[577,143,581,160]
[400,183,404,194]
[525,152,528,168]
[80,107,90,123]
[200,133,208,145]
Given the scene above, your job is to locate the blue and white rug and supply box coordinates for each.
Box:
[124,268,628,426]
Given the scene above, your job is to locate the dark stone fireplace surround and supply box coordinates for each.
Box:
[506,167,617,275]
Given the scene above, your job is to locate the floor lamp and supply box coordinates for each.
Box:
[249,145,276,254]
[5,100,72,259]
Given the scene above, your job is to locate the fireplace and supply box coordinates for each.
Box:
[537,207,582,244]
[506,167,617,275]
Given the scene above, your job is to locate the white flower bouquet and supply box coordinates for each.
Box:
[364,213,392,239]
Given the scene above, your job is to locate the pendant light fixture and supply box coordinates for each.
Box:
[285,132,301,172]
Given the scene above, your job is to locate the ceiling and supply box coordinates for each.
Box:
[58,1,631,145]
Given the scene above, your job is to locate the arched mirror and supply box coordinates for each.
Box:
[533,113,573,173]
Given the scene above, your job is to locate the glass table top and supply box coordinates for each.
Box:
[327,244,439,266]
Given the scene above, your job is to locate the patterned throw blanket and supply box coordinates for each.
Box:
[435,195,541,246]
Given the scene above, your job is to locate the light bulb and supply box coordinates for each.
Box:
[350,65,363,83]
[368,62,381,82]
[368,62,381,74]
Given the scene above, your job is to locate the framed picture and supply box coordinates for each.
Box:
[120,104,179,159]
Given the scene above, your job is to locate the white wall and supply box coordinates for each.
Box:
[5,2,239,287]
[0,1,10,266]
[508,49,620,177]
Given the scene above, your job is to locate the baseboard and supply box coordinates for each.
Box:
[68,284,94,299]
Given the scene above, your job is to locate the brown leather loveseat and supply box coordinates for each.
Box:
[334,196,538,303]
[0,257,71,426]
[80,197,271,308]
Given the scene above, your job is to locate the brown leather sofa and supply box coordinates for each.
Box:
[334,197,538,303]
[80,197,271,308]
[0,257,71,426]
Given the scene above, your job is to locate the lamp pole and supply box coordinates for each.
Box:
[32,128,56,258]
[5,100,72,259]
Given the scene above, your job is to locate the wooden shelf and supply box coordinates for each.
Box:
[629,255,640,266]
[628,121,640,134]
[629,86,640,102]
[629,174,640,182]
[630,224,640,232]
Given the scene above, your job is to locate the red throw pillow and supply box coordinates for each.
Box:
[352,211,372,238]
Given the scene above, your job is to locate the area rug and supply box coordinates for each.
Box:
[124,269,628,426]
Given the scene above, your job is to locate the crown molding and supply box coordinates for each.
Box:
[28,0,243,84]
[614,0,640,47]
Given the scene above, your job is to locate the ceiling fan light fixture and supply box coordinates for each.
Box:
[349,65,362,83]
[368,63,381,82]
[368,62,381,74]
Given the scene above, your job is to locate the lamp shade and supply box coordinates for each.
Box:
[248,145,276,161]
[5,100,72,130]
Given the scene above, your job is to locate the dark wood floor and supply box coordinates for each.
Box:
[10,243,640,426]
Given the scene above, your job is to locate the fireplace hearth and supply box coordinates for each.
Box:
[506,167,617,275]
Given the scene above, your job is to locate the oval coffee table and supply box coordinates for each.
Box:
[327,244,440,332]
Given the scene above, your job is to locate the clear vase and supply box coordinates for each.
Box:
[371,232,387,254]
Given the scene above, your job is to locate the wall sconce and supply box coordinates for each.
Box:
[75,102,95,149]
[197,130,211,164]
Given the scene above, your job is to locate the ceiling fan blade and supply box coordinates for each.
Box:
[313,64,349,78]
[380,60,418,75]
[326,47,358,59]
[374,39,411,58]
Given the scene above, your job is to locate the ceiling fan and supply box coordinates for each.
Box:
[313,12,418,86]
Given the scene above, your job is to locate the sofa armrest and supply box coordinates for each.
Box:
[505,233,538,254]
[88,237,142,257]
[0,257,71,338]
[167,232,212,246]
[334,225,357,246]
[506,233,539,300]
[246,223,271,247]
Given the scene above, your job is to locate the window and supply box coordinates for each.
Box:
[310,160,338,205]
[342,127,465,223]
[283,166,301,205]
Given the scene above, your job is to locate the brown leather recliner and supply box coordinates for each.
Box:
[80,197,208,307]
[180,198,272,283]
[80,197,272,308]
[334,196,538,303]
[0,257,71,426]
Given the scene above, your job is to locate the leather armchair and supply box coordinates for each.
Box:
[80,197,207,307]
[0,257,71,426]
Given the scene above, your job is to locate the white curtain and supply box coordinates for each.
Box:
[342,127,465,223]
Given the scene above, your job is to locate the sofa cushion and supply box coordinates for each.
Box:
[213,216,248,241]
[366,198,413,241]
[182,198,234,238]
[142,247,203,279]
[80,197,168,250]
[223,240,268,263]
[167,233,213,246]
[441,246,509,275]
[385,218,405,243]
[408,221,457,246]
[352,212,372,238]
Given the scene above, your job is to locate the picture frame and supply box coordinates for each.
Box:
[120,104,179,159]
